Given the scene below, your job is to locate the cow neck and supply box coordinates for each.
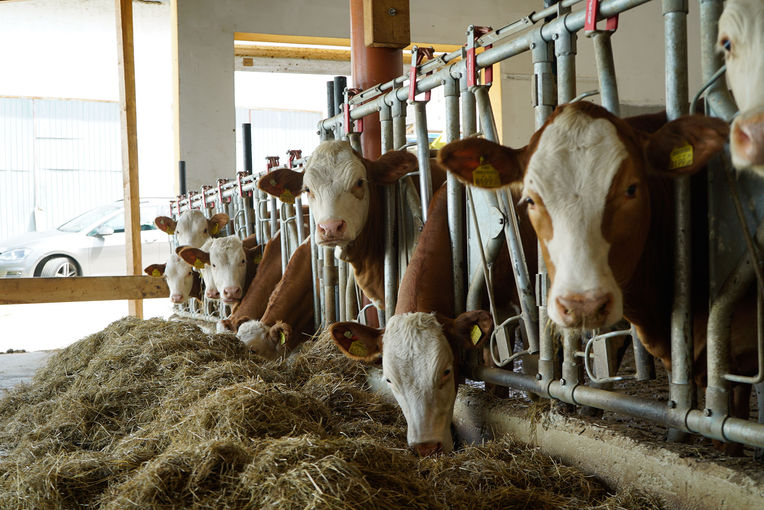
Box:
[342,180,386,305]
[261,240,314,333]
[395,186,454,316]
[190,272,203,301]
[229,233,283,328]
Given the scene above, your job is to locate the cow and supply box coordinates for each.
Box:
[235,237,315,360]
[439,101,761,453]
[144,252,202,304]
[257,140,445,308]
[216,230,284,334]
[328,185,501,456]
[177,234,261,305]
[718,0,764,172]
[155,210,230,299]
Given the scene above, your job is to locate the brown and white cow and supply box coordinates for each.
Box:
[329,186,496,456]
[155,210,230,299]
[144,253,202,304]
[440,102,759,451]
[258,140,445,307]
[719,0,764,172]
[217,230,284,334]
[177,234,261,305]
[236,238,315,360]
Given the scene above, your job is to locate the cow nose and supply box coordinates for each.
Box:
[732,111,764,167]
[206,288,220,299]
[170,294,184,303]
[222,286,242,301]
[317,219,347,238]
[555,291,612,328]
[412,442,443,457]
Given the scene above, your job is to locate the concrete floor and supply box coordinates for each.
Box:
[0,351,54,393]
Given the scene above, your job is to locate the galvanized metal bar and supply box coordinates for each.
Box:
[309,209,321,331]
[294,196,305,245]
[444,75,466,316]
[269,196,278,243]
[553,15,577,103]
[338,259,348,322]
[322,246,337,324]
[413,102,433,222]
[698,0,738,122]
[590,31,621,116]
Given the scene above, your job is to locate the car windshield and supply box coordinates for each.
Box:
[57,203,122,233]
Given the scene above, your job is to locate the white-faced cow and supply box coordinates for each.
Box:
[178,235,261,305]
[155,210,230,299]
[217,231,284,334]
[144,253,202,304]
[718,0,764,172]
[236,238,315,360]
[258,140,445,308]
[329,186,495,456]
[440,102,760,453]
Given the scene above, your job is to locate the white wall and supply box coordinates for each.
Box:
[0,0,174,198]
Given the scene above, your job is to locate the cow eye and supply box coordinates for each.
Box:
[212,263,216,268]
[625,184,637,198]
[444,368,451,376]
[356,179,363,187]
[721,37,732,53]
[241,259,246,264]
[385,378,391,384]
[520,196,535,207]
[203,228,207,234]
[187,271,193,276]
[302,186,310,194]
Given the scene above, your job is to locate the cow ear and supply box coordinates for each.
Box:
[207,213,229,235]
[443,310,493,350]
[268,322,292,350]
[438,138,527,188]
[155,216,176,235]
[246,246,263,265]
[258,168,304,204]
[364,150,419,185]
[329,322,383,362]
[178,247,210,269]
[644,115,729,177]
[144,263,166,277]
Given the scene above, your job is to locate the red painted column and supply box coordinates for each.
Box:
[349,0,404,159]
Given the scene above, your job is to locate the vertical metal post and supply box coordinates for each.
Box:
[269,196,278,243]
[663,0,694,441]
[445,75,466,315]
[295,197,305,245]
[178,161,187,196]
[279,205,290,273]
[532,34,556,387]
[309,210,321,331]
[590,32,621,116]
[338,259,348,321]
[380,100,394,328]
[255,189,265,244]
[242,123,253,172]
[698,0,737,120]
[413,102,433,222]
[553,24,577,103]
[323,246,338,323]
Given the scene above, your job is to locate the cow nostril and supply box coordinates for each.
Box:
[412,442,443,457]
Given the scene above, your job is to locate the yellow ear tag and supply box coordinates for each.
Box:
[472,157,502,188]
[349,340,368,357]
[279,331,286,345]
[253,255,263,264]
[280,189,295,204]
[470,325,483,346]
[193,259,206,270]
[210,223,220,235]
[669,144,693,170]
[269,178,277,187]
[166,227,175,235]
[151,269,162,278]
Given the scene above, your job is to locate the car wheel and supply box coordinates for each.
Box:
[40,257,80,277]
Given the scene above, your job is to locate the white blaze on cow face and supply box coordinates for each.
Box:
[524,108,627,329]
[719,0,764,172]
[208,236,248,304]
[382,313,456,455]
[163,254,195,304]
[174,210,214,248]
[302,141,369,247]
[237,320,279,359]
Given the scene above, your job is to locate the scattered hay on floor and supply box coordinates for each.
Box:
[0,317,666,509]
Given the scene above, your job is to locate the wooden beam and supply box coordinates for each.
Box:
[235,45,351,61]
[363,0,410,49]
[0,276,169,305]
[115,0,143,318]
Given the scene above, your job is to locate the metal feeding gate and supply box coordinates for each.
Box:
[313,0,764,455]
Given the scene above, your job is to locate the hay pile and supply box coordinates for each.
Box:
[0,317,665,509]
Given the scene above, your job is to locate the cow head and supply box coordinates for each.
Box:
[330,310,492,456]
[440,102,728,330]
[155,210,229,248]
[237,319,292,360]
[144,253,199,304]
[178,236,258,304]
[719,0,764,172]
[258,141,418,247]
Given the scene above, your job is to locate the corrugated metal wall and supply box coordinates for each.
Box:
[0,97,122,242]
[235,108,321,173]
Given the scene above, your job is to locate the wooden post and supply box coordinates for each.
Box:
[115,0,143,318]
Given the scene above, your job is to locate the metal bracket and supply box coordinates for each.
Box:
[585,0,619,34]
[343,88,364,135]
[465,25,494,89]
[408,46,435,103]
[583,329,635,384]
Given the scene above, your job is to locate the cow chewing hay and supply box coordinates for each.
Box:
[0,317,665,509]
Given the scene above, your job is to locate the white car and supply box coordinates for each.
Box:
[0,199,171,277]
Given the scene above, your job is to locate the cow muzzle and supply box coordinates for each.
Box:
[731,110,764,169]
[554,291,614,329]
[411,441,443,457]
[170,294,185,304]
[222,286,242,303]
[316,219,348,244]
[205,288,220,299]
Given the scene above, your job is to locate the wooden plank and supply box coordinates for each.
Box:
[363,0,410,49]
[235,45,351,61]
[115,0,143,318]
[0,276,169,305]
